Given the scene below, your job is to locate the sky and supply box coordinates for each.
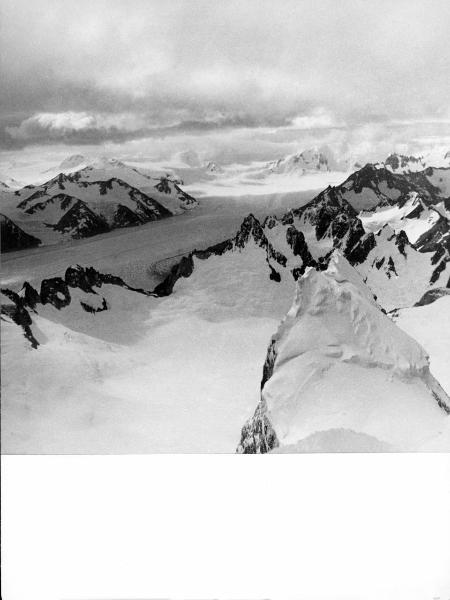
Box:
[1,0,450,165]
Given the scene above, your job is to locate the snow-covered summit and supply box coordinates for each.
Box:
[265,147,340,175]
[238,252,450,453]
[58,154,89,171]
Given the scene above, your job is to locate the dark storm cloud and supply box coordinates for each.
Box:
[1,0,450,148]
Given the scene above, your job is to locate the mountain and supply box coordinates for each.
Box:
[0,159,198,249]
[337,163,450,211]
[2,160,449,452]
[265,148,341,176]
[58,154,88,171]
[0,214,41,252]
[204,161,222,173]
[374,151,450,174]
[237,252,450,453]
[0,176,25,190]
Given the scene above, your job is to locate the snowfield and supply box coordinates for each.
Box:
[1,152,450,453]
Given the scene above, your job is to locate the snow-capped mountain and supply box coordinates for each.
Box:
[238,252,450,453]
[58,154,88,171]
[0,159,198,250]
[374,151,450,174]
[2,158,449,452]
[265,148,341,175]
[204,161,222,173]
[0,176,25,190]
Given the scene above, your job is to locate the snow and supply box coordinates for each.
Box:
[356,226,439,310]
[2,151,449,454]
[393,296,450,396]
[359,193,440,243]
[259,253,450,452]
[1,249,284,453]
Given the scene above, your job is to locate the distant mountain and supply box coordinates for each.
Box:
[0,160,198,249]
[265,148,338,175]
[0,177,25,190]
[58,154,88,171]
[204,161,222,173]
[374,151,450,174]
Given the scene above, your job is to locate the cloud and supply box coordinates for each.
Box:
[1,0,450,149]
[6,112,148,141]
[290,109,345,130]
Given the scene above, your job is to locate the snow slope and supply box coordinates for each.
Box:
[393,295,450,396]
[238,253,450,453]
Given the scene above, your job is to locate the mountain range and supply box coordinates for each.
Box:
[0,157,198,250]
[2,153,449,452]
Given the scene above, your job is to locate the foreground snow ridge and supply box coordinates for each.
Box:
[238,252,450,453]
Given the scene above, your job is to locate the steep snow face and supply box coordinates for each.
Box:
[359,192,441,244]
[238,253,450,453]
[393,295,450,396]
[356,225,444,310]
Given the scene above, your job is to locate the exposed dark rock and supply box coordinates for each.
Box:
[386,256,398,278]
[414,287,450,307]
[268,265,281,282]
[236,401,279,454]
[40,278,71,309]
[153,255,195,296]
[1,289,39,348]
[286,226,316,268]
[65,265,102,292]
[112,204,144,228]
[414,216,450,255]
[261,339,277,389]
[375,257,385,270]
[0,214,41,252]
[24,193,76,214]
[405,202,424,219]
[51,200,110,238]
[430,258,449,286]
[339,164,413,199]
[395,230,410,257]
[21,282,40,309]
[155,177,171,194]
[346,232,376,265]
